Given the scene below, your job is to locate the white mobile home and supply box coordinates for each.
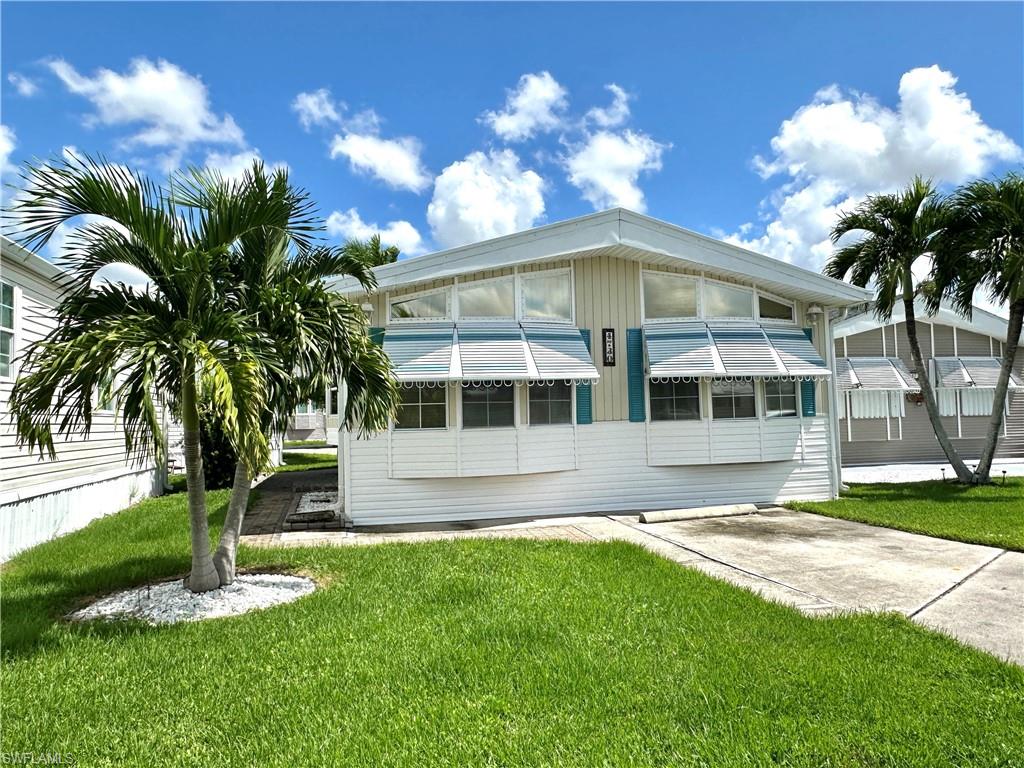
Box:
[833,301,1024,466]
[331,209,871,526]
[0,237,162,560]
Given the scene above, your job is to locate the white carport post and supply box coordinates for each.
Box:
[336,374,351,525]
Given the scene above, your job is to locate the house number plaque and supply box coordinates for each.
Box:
[602,328,616,366]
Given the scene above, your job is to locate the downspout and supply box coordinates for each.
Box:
[823,309,844,497]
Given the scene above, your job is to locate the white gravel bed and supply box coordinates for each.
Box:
[842,459,1024,484]
[68,573,316,625]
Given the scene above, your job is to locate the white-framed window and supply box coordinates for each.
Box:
[711,380,757,419]
[648,379,701,421]
[642,271,699,322]
[457,276,515,320]
[395,385,447,429]
[95,370,116,413]
[520,269,573,322]
[528,381,573,425]
[462,383,515,428]
[0,280,15,379]
[763,379,798,418]
[295,396,325,415]
[389,287,451,323]
[757,292,796,324]
[704,280,754,320]
[329,387,339,416]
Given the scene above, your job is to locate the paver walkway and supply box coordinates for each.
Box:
[241,498,1023,665]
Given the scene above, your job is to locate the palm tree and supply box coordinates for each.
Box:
[930,172,1024,482]
[6,155,300,591]
[825,177,974,483]
[195,165,398,584]
[343,233,400,266]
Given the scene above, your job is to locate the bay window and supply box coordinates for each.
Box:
[395,386,447,429]
[763,380,798,418]
[528,382,572,425]
[711,380,756,419]
[649,380,701,421]
[462,384,515,428]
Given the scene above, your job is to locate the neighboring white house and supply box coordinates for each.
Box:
[329,208,871,527]
[833,300,1024,466]
[0,236,163,560]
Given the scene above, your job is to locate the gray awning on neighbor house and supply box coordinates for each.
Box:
[932,356,1022,389]
[836,357,920,391]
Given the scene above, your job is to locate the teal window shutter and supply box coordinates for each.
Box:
[801,327,816,416]
[627,328,646,422]
[369,326,385,347]
[576,329,593,425]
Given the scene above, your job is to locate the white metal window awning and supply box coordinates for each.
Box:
[836,357,919,391]
[933,356,1022,389]
[644,322,830,380]
[381,323,599,384]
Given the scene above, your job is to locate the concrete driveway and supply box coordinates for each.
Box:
[610,509,1023,665]
[245,503,1023,665]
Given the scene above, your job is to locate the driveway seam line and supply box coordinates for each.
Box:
[908,549,1008,619]
[605,515,838,608]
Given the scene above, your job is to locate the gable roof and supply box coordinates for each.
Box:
[833,298,1019,347]
[331,208,872,307]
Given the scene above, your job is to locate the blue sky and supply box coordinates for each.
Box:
[2,2,1022,278]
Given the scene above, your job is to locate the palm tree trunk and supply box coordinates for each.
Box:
[975,297,1024,482]
[903,288,974,483]
[181,358,221,593]
[213,461,252,585]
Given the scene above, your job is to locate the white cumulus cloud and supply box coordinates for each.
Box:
[330,132,431,193]
[8,72,38,97]
[563,129,668,212]
[1,124,16,175]
[586,84,631,128]
[292,88,342,130]
[48,57,244,169]
[728,66,1022,270]
[203,149,289,181]
[482,71,568,142]
[427,149,545,248]
[326,207,426,257]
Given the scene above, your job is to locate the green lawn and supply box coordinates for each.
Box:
[790,478,1024,551]
[278,451,337,472]
[284,438,328,448]
[2,492,1022,766]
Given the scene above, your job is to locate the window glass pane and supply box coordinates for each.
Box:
[1,282,13,306]
[0,306,12,330]
[489,402,514,427]
[458,279,515,318]
[705,283,754,318]
[529,401,548,425]
[1,282,13,329]
[649,379,701,421]
[522,273,571,320]
[391,291,448,320]
[712,380,756,419]
[329,388,339,415]
[759,295,794,321]
[421,386,447,404]
[643,273,698,319]
[395,403,419,429]
[462,402,488,428]
[764,380,797,418]
[549,400,572,425]
[0,330,10,377]
[734,394,756,418]
[420,404,447,428]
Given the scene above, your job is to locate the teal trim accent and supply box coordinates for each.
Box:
[369,327,385,347]
[801,327,816,416]
[627,328,645,422]
[576,329,593,425]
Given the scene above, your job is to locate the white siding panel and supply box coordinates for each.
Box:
[389,429,459,478]
[459,428,519,476]
[347,419,832,525]
[518,425,576,473]
[647,420,711,465]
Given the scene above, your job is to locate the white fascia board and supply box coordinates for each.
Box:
[834,299,1017,346]
[1,235,66,282]
[616,211,871,307]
